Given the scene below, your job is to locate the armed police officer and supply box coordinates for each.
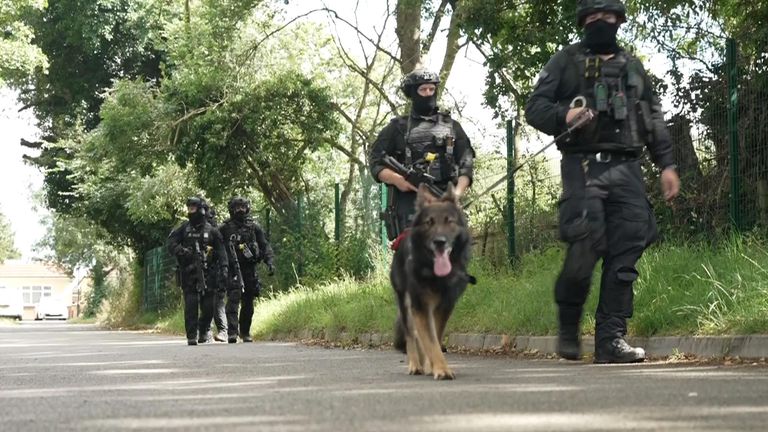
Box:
[167,197,228,345]
[200,200,228,343]
[219,197,275,343]
[525,0,680,363]
[369,68,475,241]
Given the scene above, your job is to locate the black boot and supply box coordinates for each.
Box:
[187,339,198,346]
[594,338,646,364]
[557,326,581,360]
[198,330,212,344]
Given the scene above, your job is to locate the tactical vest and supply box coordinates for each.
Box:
[181,223,216,271]
[398,113,457,184]
[565,44,644,154]
[222,220,259,261]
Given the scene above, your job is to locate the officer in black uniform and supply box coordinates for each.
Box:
[525,0,680,363]
[200,200,228,342]
[369,68,475,241]
[219,197,275,343]
[167,197,229,345]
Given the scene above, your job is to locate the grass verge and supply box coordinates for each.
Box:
[250,235,768,340]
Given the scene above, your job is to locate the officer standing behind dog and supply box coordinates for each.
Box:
[167,197,229,345]
[219,197,275,343]
[525,0,680,363]
[369,68,475,241]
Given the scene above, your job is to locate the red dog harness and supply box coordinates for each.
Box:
[390,229,411,251]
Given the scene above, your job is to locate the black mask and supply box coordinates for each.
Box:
[583,20,620,54]
[188,211,205,225]
[233,209,246,222]
[411,93,437,116]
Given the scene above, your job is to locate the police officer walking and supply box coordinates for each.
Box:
[525,0,680,363]
[369,68,475,241]
[200,200,228,342]
[369,68,475,353]
[219,197,275,343]
[167,197,228,345]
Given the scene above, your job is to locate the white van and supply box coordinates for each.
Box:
[0,287,24,321]
[34,295,69,320]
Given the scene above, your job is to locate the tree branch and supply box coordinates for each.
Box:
[424,0,450,54]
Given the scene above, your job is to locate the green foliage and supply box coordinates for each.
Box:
[0,0,48,86]
[0,209,21,263]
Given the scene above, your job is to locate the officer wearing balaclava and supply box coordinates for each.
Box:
[218,197,274,343]
[369,68,475,242]
[525,0,680,363]
[167,196,228,345]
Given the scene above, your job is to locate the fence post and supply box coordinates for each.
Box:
[506,119,517,263]
[265,207,271,239]
[727,37,742,231]
[380,183,388,248]
[334,180,341,242]
[297,194,304,276]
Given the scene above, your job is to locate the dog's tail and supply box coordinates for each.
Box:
[393,312,406,354]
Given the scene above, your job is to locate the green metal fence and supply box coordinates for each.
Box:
[142,246,178,313]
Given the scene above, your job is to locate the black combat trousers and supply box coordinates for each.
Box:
[182,286,216,341]
[555,153,657,346]
[225,274,262,338]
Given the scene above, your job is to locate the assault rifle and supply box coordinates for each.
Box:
[381,155,444,198]
[228,235,245,293]
[192,242,208,293]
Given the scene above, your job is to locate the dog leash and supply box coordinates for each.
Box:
[462,103,594,210]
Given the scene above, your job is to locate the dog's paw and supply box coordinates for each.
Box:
[408,362,424,376]
[432,367,455,380]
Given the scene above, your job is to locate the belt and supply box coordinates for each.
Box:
[579,151,639,163]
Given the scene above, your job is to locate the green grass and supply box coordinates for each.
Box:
[248,235,768,340]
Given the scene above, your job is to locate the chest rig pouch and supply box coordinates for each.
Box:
[570,48,642,151]
[230,222,259,261]
[401,113,457,184]
[183,224,212,268]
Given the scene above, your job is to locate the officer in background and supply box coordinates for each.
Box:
[167,197,228,345]
[525,0,680,363]
[219,197,275,343]
[200,200,228,343]
[369,67,475,241]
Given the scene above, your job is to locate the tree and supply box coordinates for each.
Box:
[0,210,21,263]
[0,0,48,87]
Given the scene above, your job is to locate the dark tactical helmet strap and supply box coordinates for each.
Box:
[576,0,627,26]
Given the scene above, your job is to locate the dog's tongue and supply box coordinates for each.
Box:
[433,250,452,277]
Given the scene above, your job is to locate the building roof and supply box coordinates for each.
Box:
[0,260,71,280]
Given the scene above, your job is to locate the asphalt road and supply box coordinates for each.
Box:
[1,321,767,431]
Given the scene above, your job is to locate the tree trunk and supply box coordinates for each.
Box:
[396,0,423,74]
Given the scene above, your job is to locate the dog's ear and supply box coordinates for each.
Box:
[441,182,460,205]
[416,183,436,209]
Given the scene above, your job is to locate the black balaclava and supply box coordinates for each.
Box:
[233,207,247,223]
[411,90,437,116]
[188,209,205,226]
[583,20,620,54]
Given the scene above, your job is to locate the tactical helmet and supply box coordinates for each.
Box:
[399,68,440,98]
[186,196,206,216]
[576,0,627,27]
[227,196,250,216]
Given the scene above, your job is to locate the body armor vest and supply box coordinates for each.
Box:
[222,220,259,263]
[400,114,457,184]
[181,223,215,271]
[566,45,643,154]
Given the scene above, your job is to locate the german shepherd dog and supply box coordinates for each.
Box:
[391,183,473,380]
